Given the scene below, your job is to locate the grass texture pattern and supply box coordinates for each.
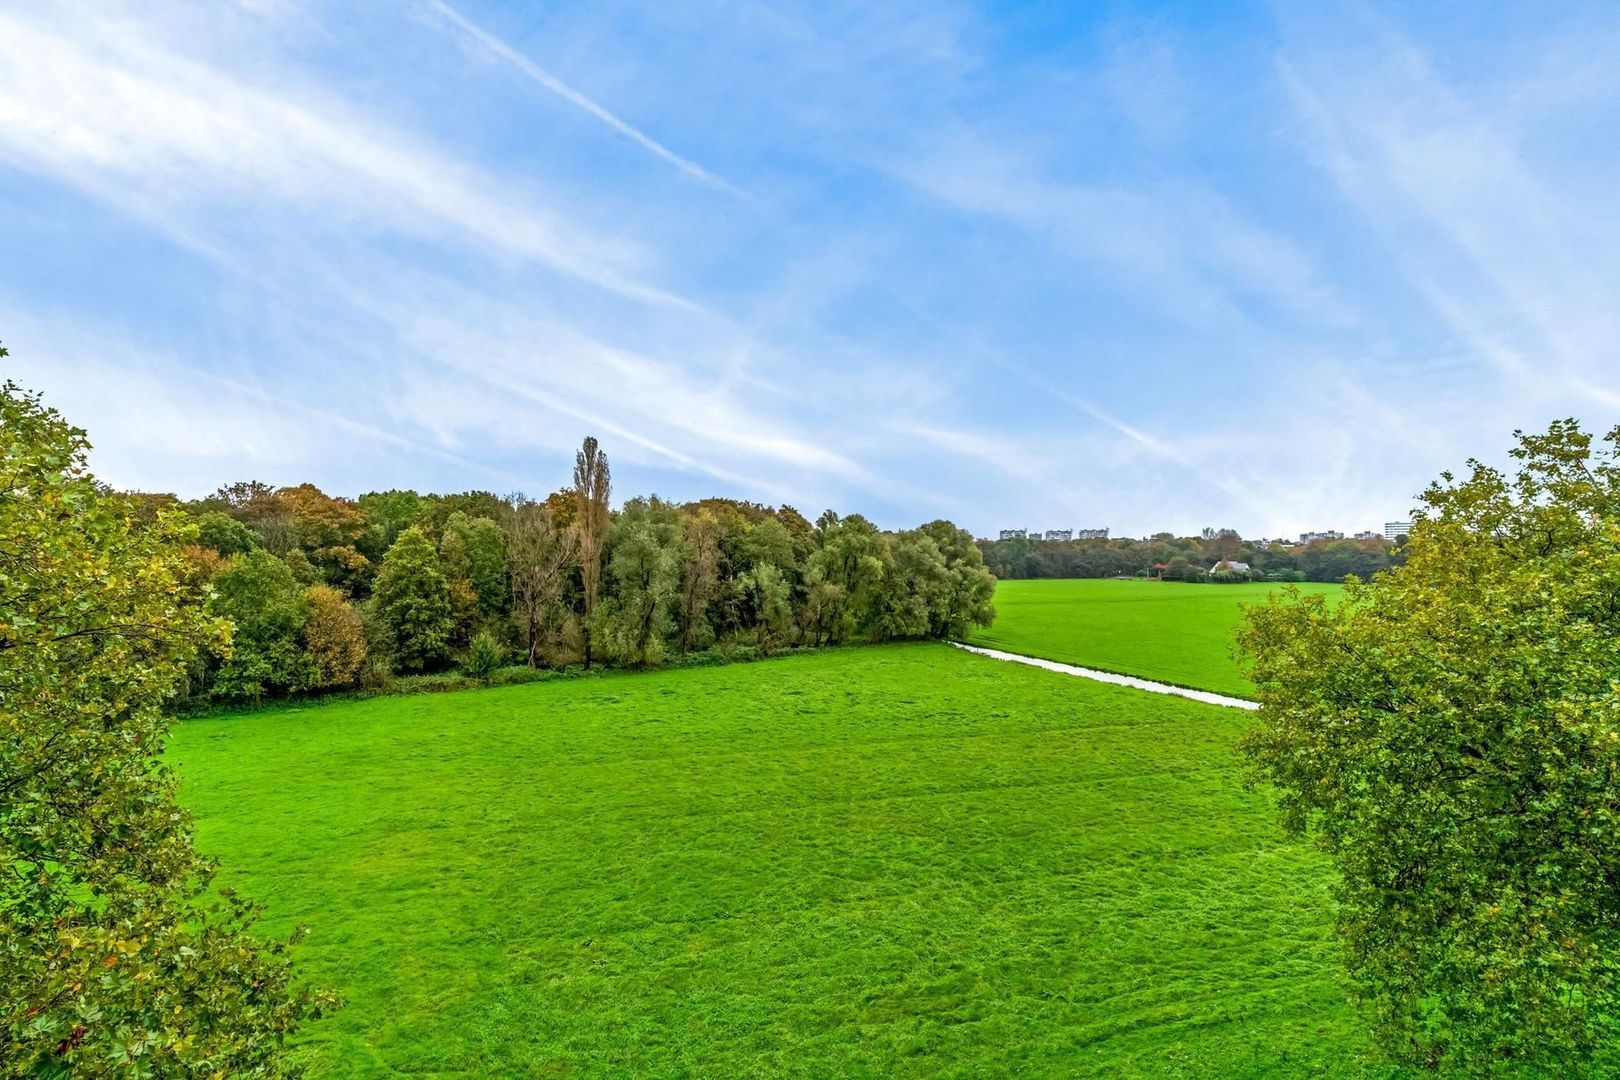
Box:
[171,643,1393,1077]
[969,579,1344,698]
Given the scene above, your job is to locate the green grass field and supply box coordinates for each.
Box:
[968,579,1345,697]
[172,644,1392,1077]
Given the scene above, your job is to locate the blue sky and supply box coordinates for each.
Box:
[3,1,1619,538]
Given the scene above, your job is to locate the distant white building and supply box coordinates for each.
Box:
[1075,527,1109,540]
[1211,559,1252,574]
[1384,521,1415,541]
[1044,529,1073,542]
[998,529,1027,541]
[1353,530,1380,541]
[1299,530,1344,544]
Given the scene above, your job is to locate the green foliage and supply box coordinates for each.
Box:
[193,508,261,556]
[735,562,792,652]
[970,578,1342,697]
[281,546,321,586]
[464,628,505,681]
[439,512,507,615]
[915,520,997,638]
[593,497,681,667]
[803,511,888,644]
[0,374,329,1075]
[355,489,426,563]
[734,514,796,573]
[1239,419,1620,1072]
[373,525,454,673]
[172,645,1383,1076]
[209,550,315,700]
[869,530,947,639]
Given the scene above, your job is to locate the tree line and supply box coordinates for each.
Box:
[132,436,996,701]
[978,529,1402,583]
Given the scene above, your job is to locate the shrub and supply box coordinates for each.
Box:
[486,665,556,687]
[465,629,505,682]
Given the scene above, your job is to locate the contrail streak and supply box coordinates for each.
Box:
[424,0,738,194]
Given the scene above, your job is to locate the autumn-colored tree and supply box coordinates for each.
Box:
[0,373,330,1074]
[303,584,367,689]
[279,482,371,593]
[572,436,611,669]
[1240,419,1620,1072]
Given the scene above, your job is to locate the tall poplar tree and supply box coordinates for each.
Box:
[571,436,611,669]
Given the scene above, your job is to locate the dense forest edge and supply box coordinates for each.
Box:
[112,436,998,706]
[978,529,1403,583]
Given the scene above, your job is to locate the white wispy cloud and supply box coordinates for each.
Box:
[0,8,695,310]
[1275,6,1620,411]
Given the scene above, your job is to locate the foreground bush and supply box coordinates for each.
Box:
[1241,420,1620,1071]
[0,370,330,1074]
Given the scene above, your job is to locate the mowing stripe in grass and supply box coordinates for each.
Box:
[949,641,1260,710]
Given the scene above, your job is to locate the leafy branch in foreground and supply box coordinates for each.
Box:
[0,367,334,1075]
[1240,419,1620,1073]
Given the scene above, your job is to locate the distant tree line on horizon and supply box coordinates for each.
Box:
[128,437,997,702]
[977,528,1403,584]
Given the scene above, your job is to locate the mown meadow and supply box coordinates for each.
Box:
[968,579,1345,698]
[172,643,1395,1077]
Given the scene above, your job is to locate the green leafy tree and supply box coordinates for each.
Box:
[572,437,612,669]
[1239,419,1620,1072]
[0,373,330,1074]
[915,520,996,639]
[356,489,426,563]
[373,525,454,673]
[281,546,321,586]
[675,509,722,655]
[869,531,948,640]
[502,501,576,667]
[440,512,507,615]
[735,563,792,653]
[803,512,888,644]
[594,497,681,667]
[208,550,315,700]
[192,509,261,556]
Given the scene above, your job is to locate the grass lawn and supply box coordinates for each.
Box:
[968,579,1345,698]
[171,643,1391,1077]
